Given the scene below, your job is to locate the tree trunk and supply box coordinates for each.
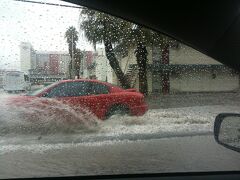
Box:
[135,43,148,96]
[68,43,76,79]
[103,39,130,89]
[68,59,72,79]
[75,58,81,79]
[75,68,80,79]
[161,44,170,95]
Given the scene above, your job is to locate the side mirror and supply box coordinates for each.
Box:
[214,113,240,153]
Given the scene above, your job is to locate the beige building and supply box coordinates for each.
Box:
[91,43,239,94]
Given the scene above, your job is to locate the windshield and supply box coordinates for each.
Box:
[0,0,239,179]
[26,81,58,96]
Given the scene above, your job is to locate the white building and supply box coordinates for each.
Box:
[20,42,36,74]
[20,42,71,83]
[35,51,70,75]
[90,43,239,94]
[80,51,96,79]
[94,48,113,83]
[168,44,239,93]
[81,48,114,83]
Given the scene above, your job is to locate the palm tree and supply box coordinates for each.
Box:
[127,25,169,95]
[80,8,131,88]
[80,8,171,94]
[75,48,83,79]
[65,26,79,79]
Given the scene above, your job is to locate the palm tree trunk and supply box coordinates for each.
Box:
[162,44,170,95]
[75,68,80,79]
[68,59,72,79]
[136,43,148,96]
[75,60,80,79]
[103,39,130,89]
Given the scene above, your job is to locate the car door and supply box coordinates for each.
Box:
[46,81,110,118]
[46,81,91,110]
[81,82,111,119]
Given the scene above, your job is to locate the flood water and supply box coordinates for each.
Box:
[0,90,240,179]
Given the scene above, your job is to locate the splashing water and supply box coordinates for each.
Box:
[1,91,239,139]
[0,93,100,136]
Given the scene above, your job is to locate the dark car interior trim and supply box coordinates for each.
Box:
[7,171,240,180]
[65,0,240,72]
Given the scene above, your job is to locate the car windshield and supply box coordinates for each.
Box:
[0,0,239,179]
[26,81,58,96]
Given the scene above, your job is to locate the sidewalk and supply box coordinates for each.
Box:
[146,92,240,109]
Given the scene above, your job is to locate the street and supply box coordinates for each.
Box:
[0,135,240,178]
[0,90,239,178]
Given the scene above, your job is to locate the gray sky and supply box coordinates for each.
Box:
[0,0,93,70]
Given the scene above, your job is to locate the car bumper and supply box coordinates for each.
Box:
[130,104,148,116]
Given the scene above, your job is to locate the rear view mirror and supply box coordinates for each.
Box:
[214,113,240,153]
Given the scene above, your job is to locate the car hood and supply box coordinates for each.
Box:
[7,95,38,105]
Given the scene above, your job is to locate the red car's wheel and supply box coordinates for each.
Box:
[105,104,129,119]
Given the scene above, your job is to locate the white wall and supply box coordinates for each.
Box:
[120,47,153,71]
[106,64,113,84]
[93,44,239,93]
[20,42,32,74]
[95,56,108,81]
[94,48,114,83]
[169,44,221,65]
[82,69,89,78]
[59,54,70,76]
[119,48,137,73]
[31,50,37,69]
[170,69,239,92]
[169,44,239,92]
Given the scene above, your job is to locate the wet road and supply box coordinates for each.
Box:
[0,135,239,179]
[0,90,239,179]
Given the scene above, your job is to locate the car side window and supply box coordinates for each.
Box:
[89,82,109,95]
[47,82,90,97]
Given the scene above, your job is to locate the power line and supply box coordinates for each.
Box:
[14,0,83,9]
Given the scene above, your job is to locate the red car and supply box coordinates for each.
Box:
[9,79,148,120]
